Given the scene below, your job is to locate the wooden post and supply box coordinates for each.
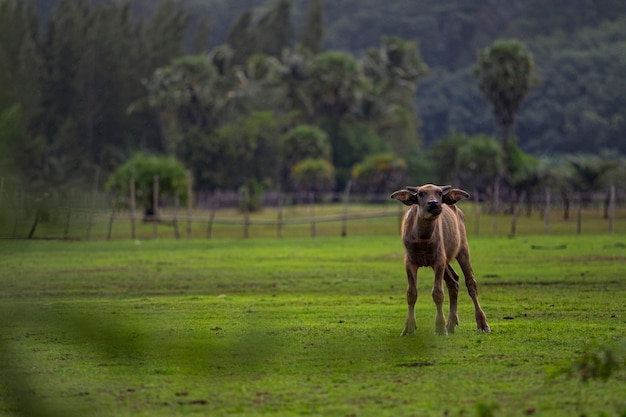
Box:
[85,166,100,240]
[153,175,159,238]
[13,190,20,238]
[492,177,500,235]
[309,191,316,238]
[276,191,284,238]
[64,191,72,239]
[107,208,115,240]
[544,187,551,234]
[186,170,192,239]
[509,192,525,238]
[243,188,250,239]
[207,191,219,239]
[341,180,352,237]
[130,178,136,240]
[173,193,180,239]
[576,192,582,235]
[608,185,615,234]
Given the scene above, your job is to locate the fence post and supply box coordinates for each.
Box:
[173,193,180,239]
[186,170,192,239]
[153,175,159,238]
[341,180,352,237]
[276,191,284,238]
[576,192,582,235]
[243,188,250,239]
[85,166,100,240]
[492,177,500,235]
[309,191,316,238]
[130,178,136,240]
[608,185,615,234]
[509,191,525,238]
[107,200,115,241]
[544,187,551,234]
[207,191,219,239]
[64,190,72,239]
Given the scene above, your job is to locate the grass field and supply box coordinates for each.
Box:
[1,234,625,416]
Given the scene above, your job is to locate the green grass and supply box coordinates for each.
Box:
[1,235,625,416]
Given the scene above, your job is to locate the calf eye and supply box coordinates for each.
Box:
[418,192,424,197]
[438,191,443,196]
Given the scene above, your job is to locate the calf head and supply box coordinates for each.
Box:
[390,184,470,217]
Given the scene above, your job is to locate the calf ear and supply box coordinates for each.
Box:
[442,188,470,205]
[390,190,417,206]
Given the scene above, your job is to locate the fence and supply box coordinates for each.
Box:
[1,183,625,240]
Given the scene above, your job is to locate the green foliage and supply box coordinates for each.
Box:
[299,0,324,54]
[361,36,428,154]
[291,158,335,192]
[550,341,624,383]
[476,401,500,417]
[105,153,188,210]
[566,154,617,192]
[504,141,540,193]
[309,51,362,118]
[186,111,283,190]
[281,124,331,165]
[226,0,293,65]
[429,133,503,190]
[0,105,28,178]
[10,0,626,195]
[351,152,407,194]
[474,39,538,142]
[326,119,389,188]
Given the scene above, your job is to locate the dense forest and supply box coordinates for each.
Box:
[1,0,625,200]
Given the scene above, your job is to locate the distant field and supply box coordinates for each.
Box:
[1,235,625,416]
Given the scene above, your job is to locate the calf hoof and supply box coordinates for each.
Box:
[477,325,491,333]
[446,317,459,334]
[400,327,415,337]
[401,317,417,337]
[434,328,448,336]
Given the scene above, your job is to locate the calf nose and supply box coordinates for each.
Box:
[427,200,442,214]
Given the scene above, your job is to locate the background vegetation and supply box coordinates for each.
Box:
[2,0,625,205]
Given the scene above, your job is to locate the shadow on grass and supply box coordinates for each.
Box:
[1,303,439,416]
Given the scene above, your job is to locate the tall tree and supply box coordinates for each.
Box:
[192,16,210,54]
[474,39,537,145]
[226,0,293,66]
[141,0,189,70]
[300,0,324,54]
[361,36,429,155]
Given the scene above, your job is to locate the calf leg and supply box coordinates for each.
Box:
[457,250,490,333]
[401,260,418,336]
[444,265,460,333]
[432,264,447,336]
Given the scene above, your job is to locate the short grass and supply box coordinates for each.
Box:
[1,234,625,416]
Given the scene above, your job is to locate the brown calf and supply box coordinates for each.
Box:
[390,184,490,336]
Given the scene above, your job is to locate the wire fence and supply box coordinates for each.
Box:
[1,184,625,240]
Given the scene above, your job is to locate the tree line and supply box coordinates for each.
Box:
[1,0,625,211]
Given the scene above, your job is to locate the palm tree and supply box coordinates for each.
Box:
[474,39,537,145]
